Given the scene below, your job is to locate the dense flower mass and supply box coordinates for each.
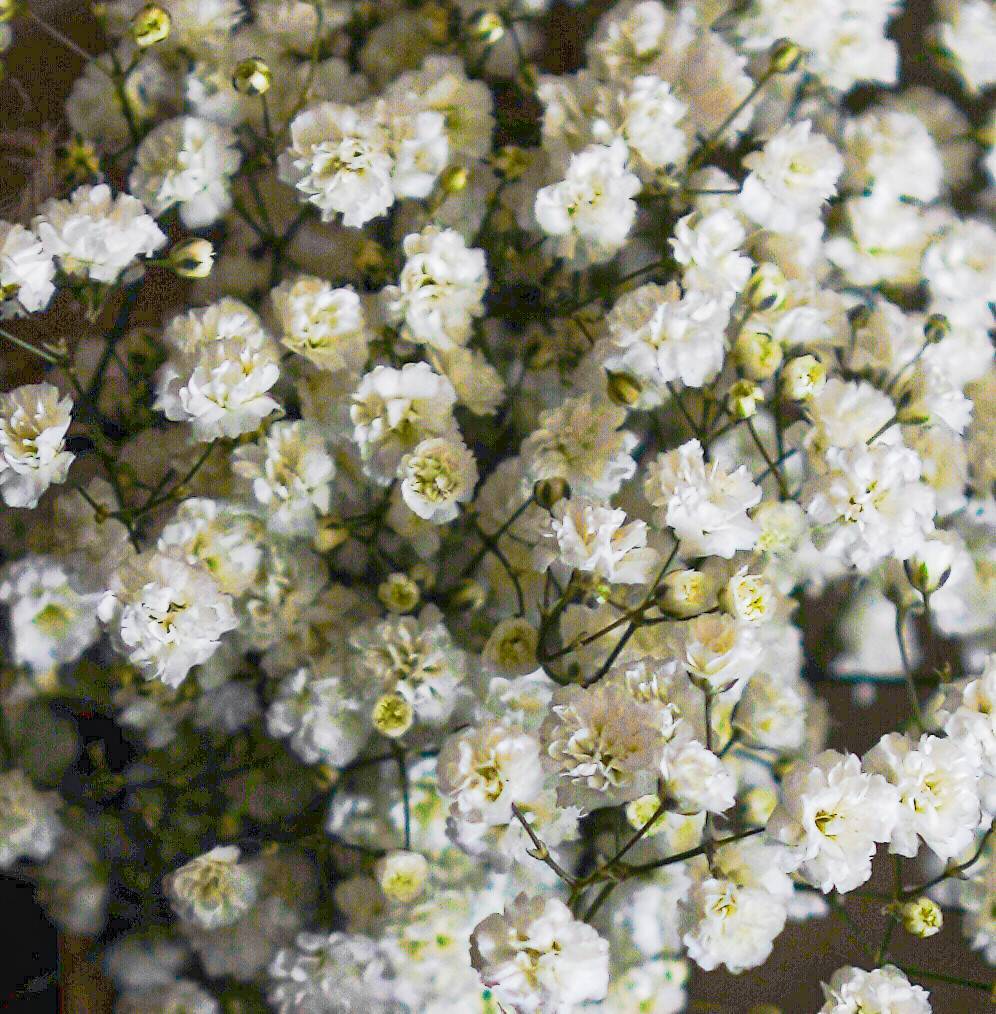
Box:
[0,0,992,1010]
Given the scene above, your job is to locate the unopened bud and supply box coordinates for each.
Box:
[372,693,413,738]
[439,164,468,194]
[447,577,487,612]
[781,355,825,400]
[131,4,171,47]
[905,539,955,594]
[168,238,215,279]
[472,11,504,44]
[533,477,570,510]
[746,263,788,312]
[727,379,765,419]
[735,327,783,380]
[924,312,950,345]
[768,38,803,74]
[606,371,642,407]
[232,56,272,96]
[377,850,429,903]
[493,145,530,181]
[378,573,420,614]
[900,897,943,938]
[483,617,539,676]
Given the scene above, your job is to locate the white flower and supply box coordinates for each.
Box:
[536,497,659,585]
[933,0,996,94]
[843,108,944,203]
[740,121,843,232]
[0,556,101,674]
[0,222,55,316]
[806,378,898,453]
[670,209,752,303]
[271,276,368,373]
[384,226,488,350]
[922,218,996,325]
[735,673,807,752]
[645,438,761,558]
[470,893,609,1013]
[819,965,931,1014]
[157,498,263,597]
[680,612,758,696]
[98,550,238,688]
[350,362,458,484]
[609,75,688,173]
[34,184,166,284]
[130,116,241,228]
[349,607,466,727]
[936,656,996,797]
[534,140,641,264]
[682,877,787,974]
[376,849,429,903]
[660,738,735,815]
[233,421,335,537]
[603,282,728,395]
[438,721,545,828]
[167,846,259,930]
[155,298,281,441]
[767,750,899,894]
[267,665,371,768]
[864,732,981,861]
[803,442,936,572]
[0,770,61,869]
[0,384,75,508]
[522,394,638,499]
[399,435,478,524]
[269,931,397,1013]
[540,681,661,810]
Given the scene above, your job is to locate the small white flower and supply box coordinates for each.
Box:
[271,276,368,373]
[740,121,843,232]
[376,850,429,903]
[536,497,660,585]
[0,769,62,869]
[0,222,55,316]
[34,184,166,284]
[167,846,259,930]
[767,749,899,894]
[670,208,752,303]
[98,550,238,688]
[130,116,241,228]
[660,739,736,815]
[0,384,75,508]
[384,226,488,350]
[534,139,641,264]
[233,421,336,537]
[819,965,931,1014]
[470,893,609,1013]
[399,435,478,524]
[645,438,761,559]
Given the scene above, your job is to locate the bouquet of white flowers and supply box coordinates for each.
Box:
[0,0,993,1010]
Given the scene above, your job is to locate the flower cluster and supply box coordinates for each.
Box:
[0,0,992,1011]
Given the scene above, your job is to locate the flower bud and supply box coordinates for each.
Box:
[656,569,715,618]
[378,572,420,614]
[734,326,783,380]
[768,38,803,74]
[439,164,468,194]
[746,263,788,311]
[606,371,642,407]
[726,379,765,419]
[533,477,570,510]
[377,850,429,903]
[232,56,272,96]
[372,693,414,739]
[781,355,825,400]
[130,4,171,47]
[905,539,954,595]
[924,312,950,345]
[168,238,215,279]
[900,897,942,938]
[472,11,505,44]
[447,577,487,612]
[493,145,530,180]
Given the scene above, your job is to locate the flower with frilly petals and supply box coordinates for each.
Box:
[0,384,74,509]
